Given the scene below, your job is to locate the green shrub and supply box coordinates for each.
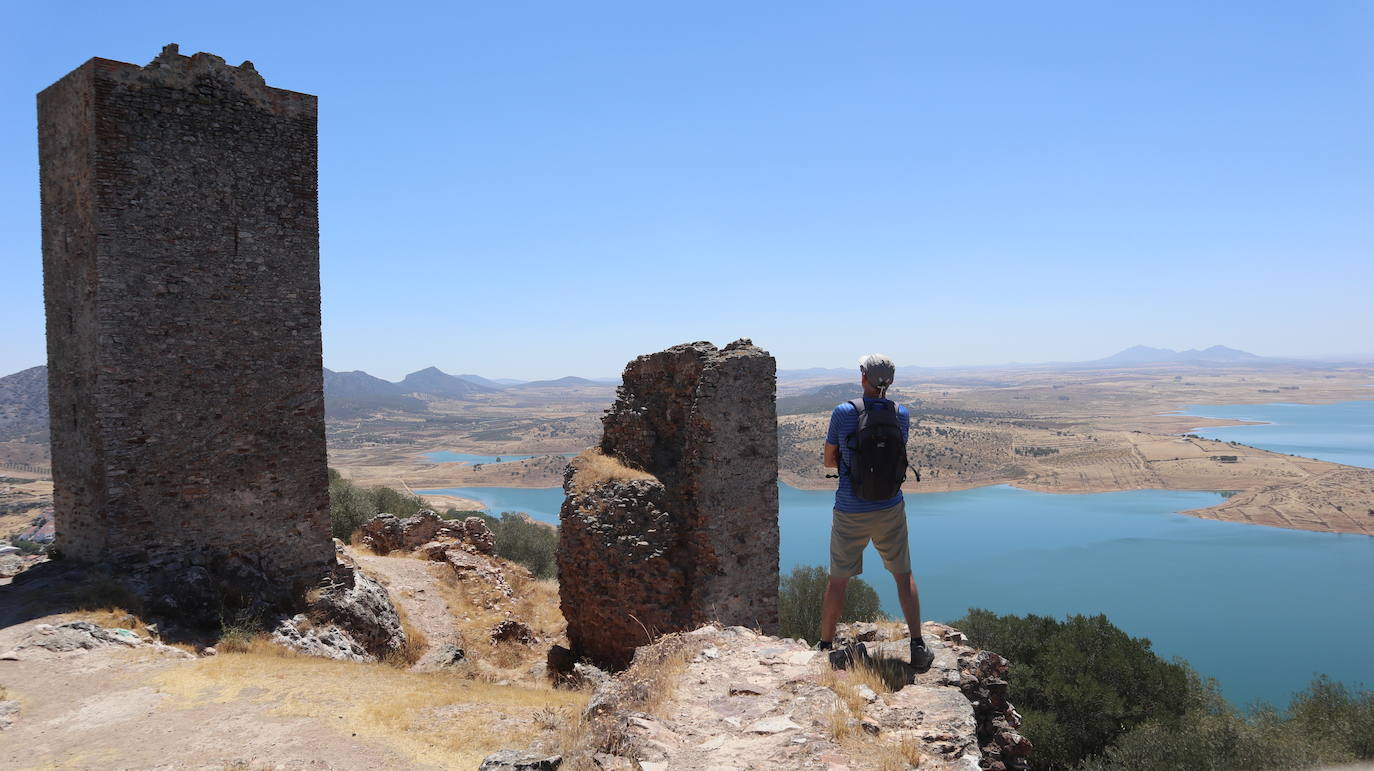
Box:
[492,511,558,579]
[778,564,882,644]
[953,609,1374,770]
[327,468,431,541]
[11,537,45,555]
[952,608,1192,769]
[1283,675,1374,760]
[442,508,492,523]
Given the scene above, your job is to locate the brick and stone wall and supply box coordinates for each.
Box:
[38,45,333,595]
[559,340,780,668]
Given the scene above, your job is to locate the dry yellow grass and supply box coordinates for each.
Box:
[818,659,896,714]
[387,602,430,668]
[556,633,696,766]
[427,561,564,678]
[826,704,854,741]
[818,660,926,770]
[154,648,587,769]
[53,607,150,638]
[567,449,655,488]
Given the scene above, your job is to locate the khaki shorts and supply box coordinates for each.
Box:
[829,500,911,578]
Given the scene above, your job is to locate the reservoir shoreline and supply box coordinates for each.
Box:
[408,398,1374,537]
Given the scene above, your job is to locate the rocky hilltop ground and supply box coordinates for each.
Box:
[0,509,1026,770]
[488,621,1028,771]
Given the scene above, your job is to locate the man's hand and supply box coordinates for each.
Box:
[823,442,839,469]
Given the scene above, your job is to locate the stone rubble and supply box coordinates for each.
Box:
[360,510,495,556]
[2,620,194,661]
[491,619,538,646]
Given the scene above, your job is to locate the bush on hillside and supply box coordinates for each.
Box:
[779,564,882,644]
[327,468,430,541]
[954,609,1374,770]
[491,511,558,579]
[11,537,45,555]
[953,608,1192,769]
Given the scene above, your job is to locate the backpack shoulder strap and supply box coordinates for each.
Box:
[850,398,865,415]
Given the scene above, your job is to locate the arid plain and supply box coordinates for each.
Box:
[321,364,1374,537]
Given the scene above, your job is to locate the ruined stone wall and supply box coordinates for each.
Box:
[38,45,333,593]
[560,340,779,668]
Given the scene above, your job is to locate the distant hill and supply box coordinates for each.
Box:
[1093,345,1264,366]
[399,367,498,398]
[777,383,862,416]
[778,367,855,381]
[0,365,49,442]
[323,368,427,418]
[513,376,607,389]
[456,373,519,389]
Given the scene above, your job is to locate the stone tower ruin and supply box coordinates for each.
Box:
[37,45,333,599]
[558,340,780,668]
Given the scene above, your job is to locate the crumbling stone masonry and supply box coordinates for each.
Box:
[37,45,333,602]
[559,340,780,669]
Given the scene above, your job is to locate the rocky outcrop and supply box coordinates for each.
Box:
[0,555,25,578]
[559,340,779,670]
[3,620,194,660]
[491,619,538,645]
[487,621,1029,770]
[360,510,495,555]
[272,554,407,661]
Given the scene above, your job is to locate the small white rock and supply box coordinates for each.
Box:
[744,716,801,734]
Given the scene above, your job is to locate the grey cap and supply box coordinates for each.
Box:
[858,353,895,388]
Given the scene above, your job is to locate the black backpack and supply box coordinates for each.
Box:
[844,398,913,500]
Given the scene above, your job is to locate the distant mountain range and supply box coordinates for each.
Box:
[0,364,619,426]
[322,367,616,418]
[1088,345,1263,365]
[0,344,1359,430]
[775,345,1327,379]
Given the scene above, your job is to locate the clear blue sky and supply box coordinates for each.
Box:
[2,1,1370,380]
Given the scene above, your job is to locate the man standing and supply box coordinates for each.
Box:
[819,353,934,671]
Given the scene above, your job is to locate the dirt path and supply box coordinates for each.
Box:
[353,553,463,670]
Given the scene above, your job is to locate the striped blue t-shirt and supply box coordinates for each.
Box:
[826,398,910,513]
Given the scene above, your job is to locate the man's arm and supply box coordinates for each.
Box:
[824,442,839,469]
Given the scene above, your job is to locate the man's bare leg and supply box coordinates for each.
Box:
[895,571,934,670]
[819,574,850,644]
[893,571,922,638]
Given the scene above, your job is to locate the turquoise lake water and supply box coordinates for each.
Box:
[1180,400,1374,470]
[419,400,1374,708]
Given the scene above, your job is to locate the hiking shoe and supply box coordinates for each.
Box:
[828,642,869,670]
[910,638,934,673]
